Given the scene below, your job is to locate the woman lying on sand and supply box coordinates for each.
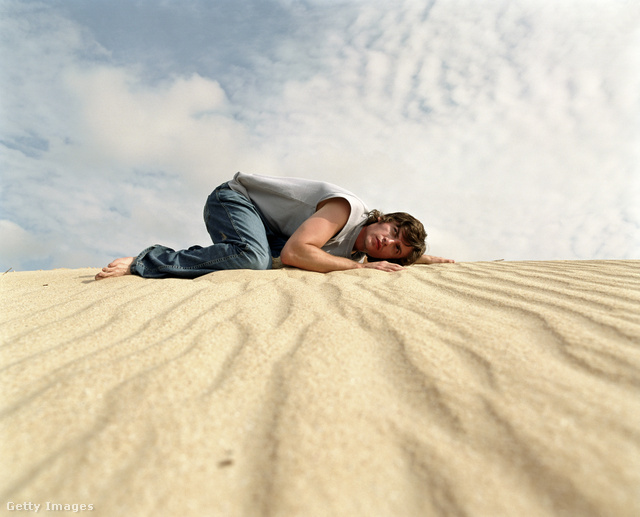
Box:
[96,172,453,280]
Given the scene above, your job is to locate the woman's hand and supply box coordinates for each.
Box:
[361,261,406,272]
[415,255,455,264]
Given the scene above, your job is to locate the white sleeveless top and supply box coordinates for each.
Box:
[228,172,369,260]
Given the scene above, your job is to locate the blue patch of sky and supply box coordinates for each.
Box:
[49,0,311,91]
[419,0,437,24]
[0,132,49,158]
[107,203,130,218]
[15,255,53,272]
[129,169,181,190]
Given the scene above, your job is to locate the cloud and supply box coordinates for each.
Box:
[62,67,259,185]
[266,0,640,260]
[0,2,282,270]
[1,0,638,271]
[0,220,51,270]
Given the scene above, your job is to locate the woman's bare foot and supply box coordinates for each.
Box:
[95,257,135,280]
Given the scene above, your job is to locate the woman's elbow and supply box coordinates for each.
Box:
[280,244,298,267]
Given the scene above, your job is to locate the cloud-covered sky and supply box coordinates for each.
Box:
[1,0,638,271]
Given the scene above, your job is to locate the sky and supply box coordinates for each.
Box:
[1,0,639,271]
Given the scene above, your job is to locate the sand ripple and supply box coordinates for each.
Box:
[1,261,639,516]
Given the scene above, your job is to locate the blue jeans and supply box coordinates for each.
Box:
[130,183,288,279]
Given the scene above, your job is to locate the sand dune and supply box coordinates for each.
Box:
[1,260,639,516]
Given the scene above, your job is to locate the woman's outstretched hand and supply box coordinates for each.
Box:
[415,255,455,264]
[358,255,455,272]
[361,260,406,272]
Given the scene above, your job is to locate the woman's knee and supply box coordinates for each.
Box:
[241,246,272,270]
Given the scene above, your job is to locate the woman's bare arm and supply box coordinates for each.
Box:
[280,198,404,273]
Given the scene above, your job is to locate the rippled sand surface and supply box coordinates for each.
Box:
[2,261,639,516]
